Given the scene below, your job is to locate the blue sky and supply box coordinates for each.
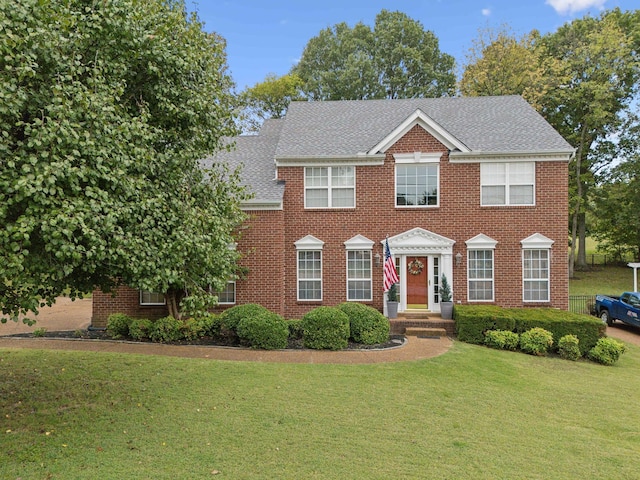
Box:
[194,0,636,90]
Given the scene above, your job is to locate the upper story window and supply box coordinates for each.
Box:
[394,152,441,208]
[305,166,355,208]
[481,162,535,206]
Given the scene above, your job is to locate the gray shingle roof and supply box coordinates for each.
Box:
[276,95,573,157]
[207,96,572,206]
[202,118,285,206]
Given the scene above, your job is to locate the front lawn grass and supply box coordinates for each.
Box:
[569,265,635,295]
[2,343,639,479]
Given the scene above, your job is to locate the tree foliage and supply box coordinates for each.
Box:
[0,0,246,322]
[292,9,455,100]
[460,9,640,275]
[237,73,303,133]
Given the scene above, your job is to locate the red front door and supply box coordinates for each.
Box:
[406,256,428,308]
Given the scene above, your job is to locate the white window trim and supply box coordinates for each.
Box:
[344,235,374,302]
[304,166,356,209]
[480,162,535,207]
[295,235,324,302]
[466,234,498,303]
[521,233,553,303]
[217,281,236,305]
[394,152,442,208]
[139,290,166,306]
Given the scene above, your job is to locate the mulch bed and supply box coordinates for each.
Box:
[4,329,406,351]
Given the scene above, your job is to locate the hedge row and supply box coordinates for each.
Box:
[455,305,606,355]
[107,302,391,351]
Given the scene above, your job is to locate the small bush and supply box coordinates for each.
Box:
[106,313,133,339]
[301,306,350,350]
[484,330,519,351]
[32,327,47,337]
[149,316,183,343]
[338,302,390,345]
[129,318,153,341]
[520,327,554,356]
[220,304,272,334]
[588,337,626,366]
[237,313,289,350]
[180,317,207,341]
[558,334,581,361]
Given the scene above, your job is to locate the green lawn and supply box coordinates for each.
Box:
[2,343,639,479]
[569,265,637,296]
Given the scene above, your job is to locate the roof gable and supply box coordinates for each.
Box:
[367,109,469,154]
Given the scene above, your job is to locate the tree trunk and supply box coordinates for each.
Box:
[576,211,588,270]
[166,290,181,320]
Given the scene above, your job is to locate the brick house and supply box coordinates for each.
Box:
[91,96,574,328]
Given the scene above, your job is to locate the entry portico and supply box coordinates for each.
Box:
[383,228,455,315]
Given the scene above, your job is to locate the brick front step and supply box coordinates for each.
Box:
[390,317,455,336]
[404,327,447,337]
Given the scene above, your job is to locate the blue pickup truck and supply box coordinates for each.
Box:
[595,292,640,327]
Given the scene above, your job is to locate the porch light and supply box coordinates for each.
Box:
[455,252,463,266]
[374,252,382,267]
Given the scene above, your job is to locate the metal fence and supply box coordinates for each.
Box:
[581,253,636,266]
[568,295,596,315]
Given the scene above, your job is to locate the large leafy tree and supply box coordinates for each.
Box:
[0,0,246,322]
[459,27,562,111]
[460,9,640,275]
[540,9,640,274]
[237,73,303,133]
[292,9,455,100]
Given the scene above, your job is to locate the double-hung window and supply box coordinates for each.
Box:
[217,281,236,305]
[394,152,441,207]
[305,166,355,208]
[344,235,374,301]
[466,234,497,302]
[481,162,535,206]
[521,234,553,302]
[295,235,324,301]
[468,250,494,301]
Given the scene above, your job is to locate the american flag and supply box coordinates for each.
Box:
[383,238,399,292]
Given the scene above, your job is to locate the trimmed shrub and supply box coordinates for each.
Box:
[301,306,350,350]
[181,317,207,341]
[149,316,183,343]
[129,318,153,341]
[219,304,272,334]
[588,337,626,366]
[558,334,581,361]
[106,313,133,339]
[484,330,519,351]
[287,319,304,340]
[509,308,604,355]
[520,327,554,356]
[237,313,289,350]
[455,305,516,344]
[338,302,390,345]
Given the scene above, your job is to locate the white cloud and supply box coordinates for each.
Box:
[545,0,607,15]
[482,8,491,16]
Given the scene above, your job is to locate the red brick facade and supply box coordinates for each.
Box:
[91,122,569,327]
